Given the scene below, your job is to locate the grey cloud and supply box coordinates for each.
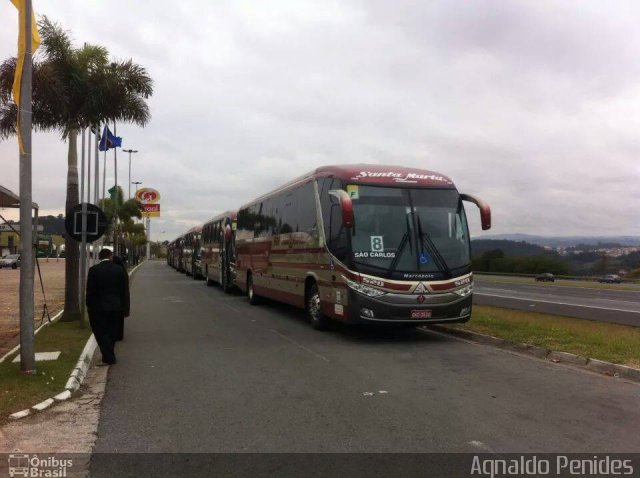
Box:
[1,0,639,240]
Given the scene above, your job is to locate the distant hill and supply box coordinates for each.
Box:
[476,234,640,248]
[470,239,550,258]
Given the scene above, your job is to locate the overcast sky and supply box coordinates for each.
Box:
[1,0,639,241]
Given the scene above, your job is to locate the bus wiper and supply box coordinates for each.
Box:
[416,215,452,278]
[387,215,413,276]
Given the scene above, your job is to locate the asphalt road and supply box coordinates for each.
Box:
[91,262,640,475]
[474,277,640,326]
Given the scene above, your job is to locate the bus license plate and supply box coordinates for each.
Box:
[411,310,432,319]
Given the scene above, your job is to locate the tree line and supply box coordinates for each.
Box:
[472,240,640,276]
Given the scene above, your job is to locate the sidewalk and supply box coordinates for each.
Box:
[0,355,107,454]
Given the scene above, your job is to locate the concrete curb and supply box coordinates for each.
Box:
[426,324,640,384]
[64,335,98,392]
[7,262,143,420]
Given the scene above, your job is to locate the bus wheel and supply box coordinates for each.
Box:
[307,283,329,330]
[247,274,259,305]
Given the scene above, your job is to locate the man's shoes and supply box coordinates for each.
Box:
[99,359,117,366]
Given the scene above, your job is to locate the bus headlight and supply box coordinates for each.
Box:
[453,284,473,297]
[344,277,387,298]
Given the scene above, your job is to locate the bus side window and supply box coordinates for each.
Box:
[297,181,318,240]
[237,208,254,241]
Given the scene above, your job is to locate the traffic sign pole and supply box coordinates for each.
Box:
[146,217,151,260]
[80,201,88,328]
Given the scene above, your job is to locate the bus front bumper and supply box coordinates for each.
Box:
[343,289,473,325]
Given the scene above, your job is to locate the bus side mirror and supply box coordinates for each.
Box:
[460,193,491,230]
[329,190,353,228]
[224,224,232,243]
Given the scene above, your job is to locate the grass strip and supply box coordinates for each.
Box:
[0,321,91,421]
[455,305,640,368]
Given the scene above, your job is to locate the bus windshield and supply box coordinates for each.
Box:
[348,185,470,278]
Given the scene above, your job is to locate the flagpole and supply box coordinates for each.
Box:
[86,127,92,265]
[94,126,99,262]
[102,125,106,210]
[18,0,36,373]
[113,120,118,255]
[87,126,91,204]
[80,128,85,208]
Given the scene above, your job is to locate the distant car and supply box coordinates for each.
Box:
[535,273,555,282]
[0,254,20,269]
[599,274,621,284]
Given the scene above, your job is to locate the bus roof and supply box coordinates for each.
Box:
[185,225,202,234]
[203,210,237,226]
[239,164,456,209]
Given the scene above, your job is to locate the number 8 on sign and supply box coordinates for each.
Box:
[371,236,384,252]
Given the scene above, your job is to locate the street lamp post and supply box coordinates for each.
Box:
[123,149,138,199]
[130,181,143,264]
[131,182,143,228]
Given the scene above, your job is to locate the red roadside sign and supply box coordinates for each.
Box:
[142,204,160,217]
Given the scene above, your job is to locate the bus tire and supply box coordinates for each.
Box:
[247,273,259,305]
[306,283,329,331]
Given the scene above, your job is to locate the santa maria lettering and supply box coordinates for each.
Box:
[350,171,452,184]
[353,251,396,259]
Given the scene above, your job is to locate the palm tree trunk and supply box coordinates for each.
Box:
[61,128,81,322]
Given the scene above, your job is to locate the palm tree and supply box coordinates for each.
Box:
[99,185,145,249]
[0,17,153,321]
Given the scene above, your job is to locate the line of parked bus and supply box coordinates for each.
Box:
[167,164,491,330]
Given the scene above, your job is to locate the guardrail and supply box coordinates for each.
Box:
[473,271,640,284]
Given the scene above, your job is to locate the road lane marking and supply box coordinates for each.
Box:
[469,440,494,452]
[269,329,330,363]
[477,287,640,305]
[191,286,242,312]
[476,280,640,293]
[475,292,640,313]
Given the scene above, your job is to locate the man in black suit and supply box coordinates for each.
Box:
[86,248,130,364]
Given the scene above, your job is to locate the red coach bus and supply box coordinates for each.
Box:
[168,236,184,270]
[235,164,490,330]
[183,225,203,278]
[202,211,237,292]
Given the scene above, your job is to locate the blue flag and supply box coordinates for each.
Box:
[98,126,122,151]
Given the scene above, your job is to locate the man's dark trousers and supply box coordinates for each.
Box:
[89,311,118,364]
